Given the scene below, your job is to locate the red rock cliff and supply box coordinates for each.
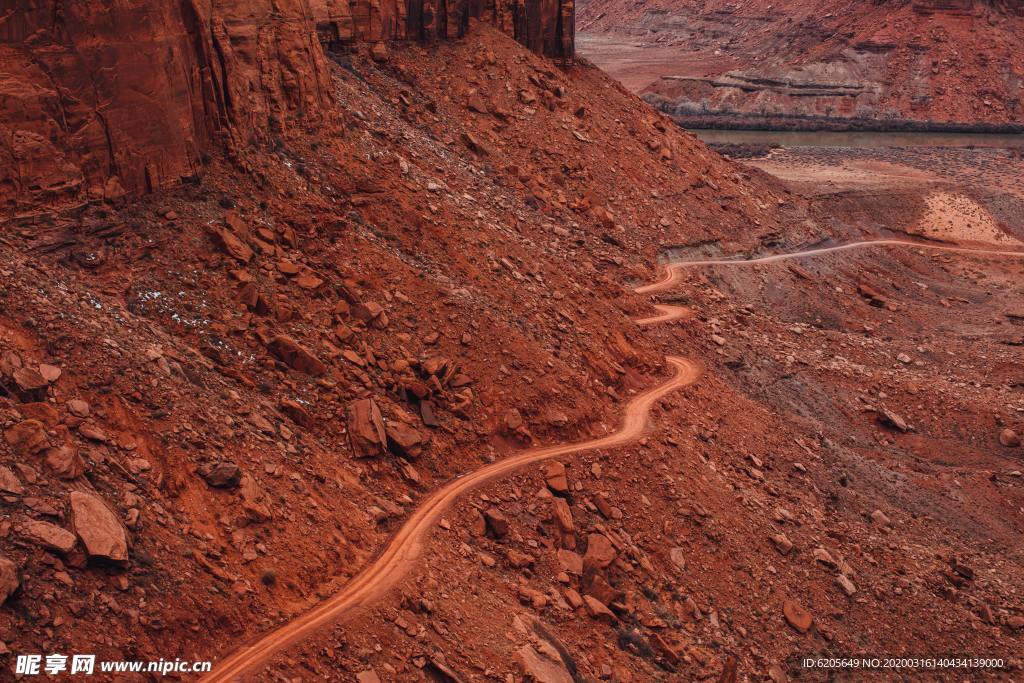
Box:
[911,0,1024,13]
[313,0,574,58]
[1,0,573,209]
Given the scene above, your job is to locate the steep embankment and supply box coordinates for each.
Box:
[0,14,804,678]
[208,232,1024,681]
[577,0,1024,128]
[4,3,1023,682]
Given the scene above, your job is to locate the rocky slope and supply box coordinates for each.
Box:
[577,0,1024,128]
[1,4,1023,683]
[0,15,811,679]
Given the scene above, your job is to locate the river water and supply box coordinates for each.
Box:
[691,129,1024,149]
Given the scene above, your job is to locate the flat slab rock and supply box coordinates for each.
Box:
[71,491,128,562]
[23,519,77,553]
[783,599,813,633]
[348,398,387,456]
[267,335,326,376]
[515,644,573,683]
[355,670,381,683]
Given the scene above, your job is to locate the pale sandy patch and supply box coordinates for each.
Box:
[910,191,1021,246]
[748,158,935,190]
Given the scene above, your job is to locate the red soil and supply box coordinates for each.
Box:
[1,10,1022,683]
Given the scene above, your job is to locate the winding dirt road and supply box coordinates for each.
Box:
[204,359,700,681]
[637,238,1024,294]
[634,303,694,326]
[206,237,1024,681]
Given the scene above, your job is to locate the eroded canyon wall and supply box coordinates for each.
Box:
[578,0,1023,128]
[313,0,574,58]
[911,0,1024,14]
[0,0,573,209]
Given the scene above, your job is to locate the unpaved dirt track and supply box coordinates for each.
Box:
[635,304,694,326]
[636,239,1024,294]
[205,237,1024,680]
[203,352,700,681]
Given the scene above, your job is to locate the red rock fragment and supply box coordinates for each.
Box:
[279,399,315,428]
[582,595,616,622]
[267,335,327,375]
[543,461,569,494]
[0,467,23,495]
[45,446,87,480]
[13,367,48,391]
[199,461,242,488]
[71,491,129,562]
[23,520,77,553]
[0,555,18,604]
[213,226,254,263]
[550,497,575,549]
[4,420,49,457]
[420,400,440,427]
[515,644,573,683]
[38,364,62,383]
[783,599,813,633]
[385,422,424,458]
[483,509,510,538]
[347,398,387,457]
[583,533,616,573]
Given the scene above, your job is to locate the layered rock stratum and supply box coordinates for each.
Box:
[578,0,1024,128]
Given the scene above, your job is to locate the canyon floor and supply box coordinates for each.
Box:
[1,20,1023,683]
[576,0,1024,128]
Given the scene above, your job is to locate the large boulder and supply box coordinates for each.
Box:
[583,533,616,573]
[0,466,24,495]
[0,555,18,604]
[70,491,128,562]
[4,420,48,457]
[484,509,510,539]
[582,595,617,622]
[267,335,327,375]
[22,520,76,553]
[543,461,569,494]
[385,422,424,458]
[515,644,573,683]
[45,445,88,480]
[213,225,253,263]
[347,398,386,457]
[550,497,576,549]
[199,461,242,488]
[876,407,909,433]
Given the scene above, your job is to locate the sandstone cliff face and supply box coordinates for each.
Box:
[1,1,332,208]
[911,0,1024,13]
[1,0,573,209]
[313,0,574,63]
